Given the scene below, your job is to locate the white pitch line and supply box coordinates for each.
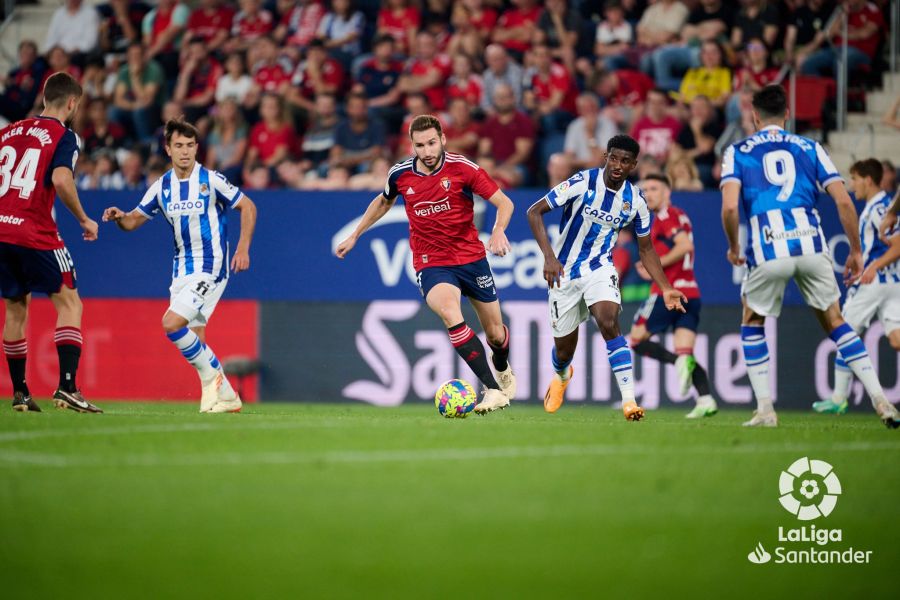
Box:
[1,440,898,469]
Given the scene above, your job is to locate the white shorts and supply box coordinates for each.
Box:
[842,282,900,335]
[168,274,227,328]
[549,265,621,337]
[742,254,840,317]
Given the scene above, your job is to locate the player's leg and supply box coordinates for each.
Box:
[796,254,897,428]
[631,295,680,367]
[589,300,643,421]
[420,271,504,413]
[469,298,516,399]
[671,298,717,418]
[739,259,792,427]
[544,303,583,413]
[187,280,241,413]
[2,294,39,412]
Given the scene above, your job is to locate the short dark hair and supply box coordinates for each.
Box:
[850,158,883,184]
[607,134,640,157]
[372,33,395,47]
[643,173,671,188]
[752,85,787,120]
[409,114,443,138]
[164,118,200,145]
[43,72,83,107]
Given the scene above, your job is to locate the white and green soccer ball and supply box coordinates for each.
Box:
[434,379,477,418]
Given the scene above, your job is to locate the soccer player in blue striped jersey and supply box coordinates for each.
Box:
[721,85,898,428]
[813,159,900,415]
[527,135,686,421]
[102,119,258,413]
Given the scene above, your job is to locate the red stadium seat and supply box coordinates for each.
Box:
[785,76,836,130]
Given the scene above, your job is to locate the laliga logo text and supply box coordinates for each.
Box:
[747,457,873,565]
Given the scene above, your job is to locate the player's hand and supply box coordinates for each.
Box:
[663,288,688,313]
[859,264,877,285]
[102,207,125,222]
[335,236,356,259]
[726,246,746,266]
[231,249,250,273]
[879,210,897,241]
[487,229,511,257]
[80,217,98,241]
[634,261,651,281]
[843,251,864,285]
[543,256,565,288]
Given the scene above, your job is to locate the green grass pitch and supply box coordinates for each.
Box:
[0,402,897,599]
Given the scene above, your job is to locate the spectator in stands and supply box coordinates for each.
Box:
[288,39,345,114]
[800,0,883,78]
[595,0,634,72]
[728,38,778,121]
[185,0,235,54]
[120,150,147,190]
[276,0,326,52]
[302,93,340,174]
[666,154,704,191]
[80,151,123,190]
[111,42,165,142]
[651,0,735,92]
[636,155,664,180]
[730,0,779,51]
[151,100,184,157]
[244,162,272,189]
[676,40,731,107]
[478,83,535,186]
[547,152,575,186]
[636,0,689,75]
[672,94,722,187]
[354,34,404,131]
[447,0,497,61]
[349,156,392,191]
[31,47,81,114]
[98,0,150,58]
[524,42,577,135]
[398,93,433,157]
[227,0,275,53]
[590,68,654,130]
[246,36,293,108]
[714,109,755,177]
[147,155,168,183]
[81,57,116,101]
[444,97,480,157]
[330,92,387,175]
[377,0,421,57]
[480,44,525,114]
[173,39,222,124]
[207,98,249,183]
[564,93,617,171]
[398,31,451,112]
[246,93,299,180]
[882,159,897,194]
[0,41,44,124]
[216,52,254,107]
[143,0,190,79]
[535,0,581,70]
[45,0,100,58]
[784,0,831,68]
[299,165,352,190]
[630,88,681,164]
[81,97,128,156]
[317,0,365,71]
[446,54,484,107]
[883,94,900,130]
[492,0,542,61]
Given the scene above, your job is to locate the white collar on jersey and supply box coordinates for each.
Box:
[757,124,784,133]
[864,190,887,209]
[174,161,201,183]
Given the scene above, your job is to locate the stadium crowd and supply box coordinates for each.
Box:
[0,0,897,191]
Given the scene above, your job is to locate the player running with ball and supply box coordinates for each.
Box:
[336,115,516,414]
[527,134,686,421]
[102,119,257,413]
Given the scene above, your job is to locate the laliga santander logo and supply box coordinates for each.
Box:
[778,457,841,521]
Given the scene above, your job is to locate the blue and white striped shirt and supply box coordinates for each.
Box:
[857,190,900,284]
[720,125,841,269]
[136,163,244,282]
[541,168,651,280]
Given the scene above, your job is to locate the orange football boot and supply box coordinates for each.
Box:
[622,400,644,422]
[544,367,574,413]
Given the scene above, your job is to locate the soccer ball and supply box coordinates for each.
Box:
[434,379,477,418]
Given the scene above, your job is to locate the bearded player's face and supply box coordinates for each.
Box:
[411,128,445,171]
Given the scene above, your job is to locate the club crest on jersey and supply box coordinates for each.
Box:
[199,183,209,196]
[440,177,451,191]
[622,201,631,213]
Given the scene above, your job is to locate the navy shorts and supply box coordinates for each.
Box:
[417,258,498,303]
[633,294,701,334]
[0,241,77,299]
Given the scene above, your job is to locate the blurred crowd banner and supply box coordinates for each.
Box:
[6,189,890,407]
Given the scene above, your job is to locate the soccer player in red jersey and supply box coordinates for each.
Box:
[0,73,101,413]
[336,115,516,413]
[629,174,717,418]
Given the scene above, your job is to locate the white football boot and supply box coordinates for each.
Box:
[493,356,517,401]
[874,399,900,429]
[742,409,778,427]
[199,372,223,413]
[209,372,242,413]
[474,388,510,414]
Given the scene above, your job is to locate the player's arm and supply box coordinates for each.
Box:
[101,207,149,231]
[658,231,693,268]
[52,167,98,241]
[860,234,900,285]
[231,194,257,273]
[637,234,686,312]
[720,180,744,266]
[526,198,564,288]
[335,193,397,258]
[825,179,864,283]
[879,185,900,240]
[485,189,513,257]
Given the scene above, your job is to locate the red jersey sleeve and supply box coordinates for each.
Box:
[470,165,500,199]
